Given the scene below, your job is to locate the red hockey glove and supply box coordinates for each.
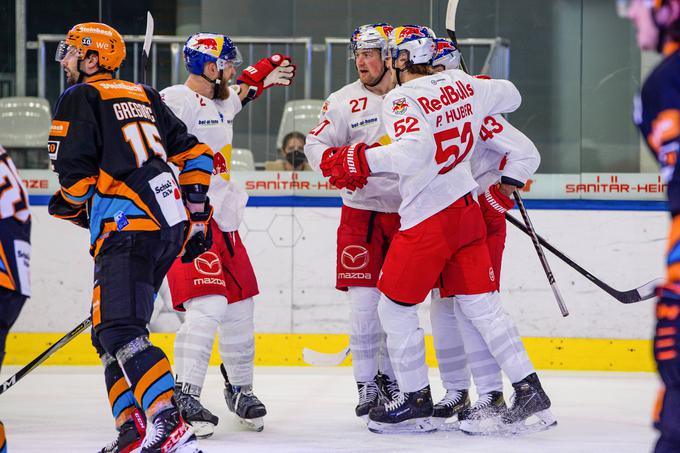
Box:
[319,147,342,177]
[237,54,296,99]
[342,143,370,180]
[478,183,514,217]
[181,200,214,263]
[48,190,89,229]
[326,143,370,190]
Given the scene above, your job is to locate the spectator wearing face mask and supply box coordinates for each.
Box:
[265,131,312,171]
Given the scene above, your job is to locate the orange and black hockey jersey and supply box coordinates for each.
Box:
[48,74,213,255]
[636,45,680,215]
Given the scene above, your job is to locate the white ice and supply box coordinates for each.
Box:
[0,366,659,452]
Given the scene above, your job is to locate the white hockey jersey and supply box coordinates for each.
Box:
[304,79,400,213]
[471,114,540,193]
[0,147,30,223]
[365,70,521,230]
[160,84,248,232]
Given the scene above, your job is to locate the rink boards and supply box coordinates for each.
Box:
[9,195,667,372]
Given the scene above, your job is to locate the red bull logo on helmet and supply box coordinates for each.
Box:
[394,26,426,45]
[188,33,224,57]
[196,37,218,50]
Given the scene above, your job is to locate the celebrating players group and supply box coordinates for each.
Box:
[0,3,677,451]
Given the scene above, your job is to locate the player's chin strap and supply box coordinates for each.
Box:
[200,69,223,99]
[394,61,412,86]
[364,63,390,88]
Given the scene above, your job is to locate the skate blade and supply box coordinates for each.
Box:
[367,417,437,434]
[460,416,504,436]
[238,416,264,432]
[502,409,558,436]
[164,427,202,453]
[187,421,215,439]
[431,417,461,432]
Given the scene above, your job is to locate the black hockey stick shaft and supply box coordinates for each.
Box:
[0,316,91,396]
[505,213,656,304]
[513,191,569,317]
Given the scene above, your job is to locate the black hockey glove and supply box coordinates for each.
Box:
[48,190,89,229]
[180,200,214,263]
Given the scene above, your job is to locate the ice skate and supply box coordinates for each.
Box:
[367,386,437,434]
[500,373,557,435]
[221,364,267,432]
[174,384,219,439]
[374,372,400,404]
[431,389,470,431]
[99,408,146,453]
[140,406,201,453]
[459,390,507,435]
[355,380,380,420]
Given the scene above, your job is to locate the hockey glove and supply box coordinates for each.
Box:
[320,147,343,177]
[237,54,296,99]
[478,183,515,217]
[48,190,89,229]
[181,200,214,263]
[326,143,370,190]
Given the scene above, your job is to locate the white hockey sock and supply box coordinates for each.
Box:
[174,295,227,391]
[430,290,471,391]
[218,297,255,387]
[348,287,382,382]
[456,292,534,384]
[453,298,502,394]
[378,294,429,393]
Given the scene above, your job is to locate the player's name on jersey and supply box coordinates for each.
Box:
[15,168,667,201]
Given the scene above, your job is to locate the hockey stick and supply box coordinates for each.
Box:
[505,212,661,304]
[0,316,91,396]
[141,11,154,84]
[513,191,569,317]
[446,0,469,73]
[302,346,350,366]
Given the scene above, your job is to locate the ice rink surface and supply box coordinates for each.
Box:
[0,366,659,453]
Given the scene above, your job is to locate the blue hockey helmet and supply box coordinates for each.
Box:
[183,33,243,75]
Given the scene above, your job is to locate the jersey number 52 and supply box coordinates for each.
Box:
[434,121,474,174]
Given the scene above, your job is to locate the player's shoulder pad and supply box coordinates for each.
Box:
[642,52,680,102]
[53,83,98,114]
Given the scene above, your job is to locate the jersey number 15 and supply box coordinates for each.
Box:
[122,121,168,167]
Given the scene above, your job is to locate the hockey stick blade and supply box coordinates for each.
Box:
[506,212,661,304]
[446,0,469,73]
[141,11,154,84]
[0,316,91,396]
[302,346,350,366]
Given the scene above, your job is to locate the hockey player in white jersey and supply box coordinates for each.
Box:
[161,33,295,436]
[304,23,401,420]
[322,25,554,434]
[428,38,553,435]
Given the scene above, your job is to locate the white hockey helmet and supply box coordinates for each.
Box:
[349,23,394,60]
[388,25,436,66]
[433,38,462,70]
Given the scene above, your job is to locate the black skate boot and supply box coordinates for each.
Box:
[355,380,380,419]
[221,364,267,432]
[432,389,470,430]
[459,390,506,435]
[141,405,201,453]
[374,372,400,404]
[99,408,146,453]
[501,373,557,435]
[367,385,436,434]
[174,383,219,439]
